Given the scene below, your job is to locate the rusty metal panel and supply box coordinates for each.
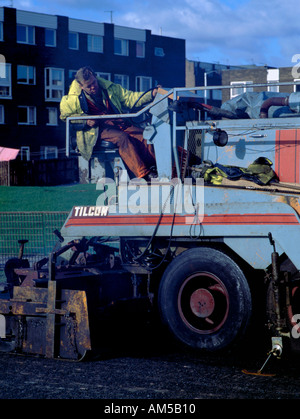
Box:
[0,283,91,360]
[59,289,91,360]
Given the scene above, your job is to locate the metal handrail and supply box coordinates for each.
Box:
[65,81,300,177]
[65,90,173,157]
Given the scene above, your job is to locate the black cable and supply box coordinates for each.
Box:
[129,87,159,127]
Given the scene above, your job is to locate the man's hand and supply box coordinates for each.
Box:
[152,85,162,98]
[86,119,98,127]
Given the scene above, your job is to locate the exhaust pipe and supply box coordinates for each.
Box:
[260,92,300,118]
[259,96,289,118]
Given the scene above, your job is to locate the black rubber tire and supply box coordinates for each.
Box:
[158,247,252,352]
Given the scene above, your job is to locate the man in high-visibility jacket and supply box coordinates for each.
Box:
[60,66,158,180]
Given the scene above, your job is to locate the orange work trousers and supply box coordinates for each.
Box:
[99,123,156,178]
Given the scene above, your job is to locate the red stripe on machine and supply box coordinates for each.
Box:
[65,213,299,227]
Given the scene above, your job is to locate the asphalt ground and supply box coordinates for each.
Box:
[1,274,300,404]
[1,325,300,403]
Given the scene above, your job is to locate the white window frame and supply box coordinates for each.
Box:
[45,67,65,102]
[46,107,58,126]
[0,63,12,99]
[87,34,103,53]
[20,146,30,161]
[40,146,58,160]
[230,81,253,98]
[267,69,279,93]
[96,72,111,81]
[114,38,128,56]
[18,106,36,125]
[17,24,35,45]
[136,76,152,92]
[69,32,79,50]
[293,79,300,92]
[17,65,36,85]
[268,82,279,93]
[0,104,4,124]
[45,28,56,47]
[114,74,129,89]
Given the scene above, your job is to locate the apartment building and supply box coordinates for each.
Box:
[186,60,300,111]
[222,66,300,103]
[0,7,185,161]
[186,59,243,108]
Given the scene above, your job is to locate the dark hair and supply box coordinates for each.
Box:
[75,66,97,84]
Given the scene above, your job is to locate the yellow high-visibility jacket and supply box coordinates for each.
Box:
[60,77,153,160]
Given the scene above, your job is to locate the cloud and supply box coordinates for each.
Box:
[13,0,300,67]
[113,0,299,66]
[154,0,300,66]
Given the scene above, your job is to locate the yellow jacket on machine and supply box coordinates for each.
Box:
[60,77,153,160]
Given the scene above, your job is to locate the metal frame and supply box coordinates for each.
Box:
[66,81,300,179]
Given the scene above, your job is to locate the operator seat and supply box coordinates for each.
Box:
[70,133,125,183]
[90,140,126,182]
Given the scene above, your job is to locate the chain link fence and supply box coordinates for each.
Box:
[0,211,69,267]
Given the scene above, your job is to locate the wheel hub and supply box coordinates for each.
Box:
[178,272,229,334]
[190,288,215,318]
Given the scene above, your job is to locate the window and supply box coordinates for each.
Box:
[18,106,36,125]
[268,82,279,93]
[136,76,152,91]
[69,32,78,49]
[267,69,279,93]
[0,54,5,78]
[96,72,111,81]
[0,63,11,98]
[0,105,4,124]
[40,146,58,160]
[294,79,300,93]
[45,68,64,101]
[114,38,128,56]
[0,22,3,41]
[46,107,58,125]
[17,24,35,44]
[88,35,103,53]
[68,69,77,86]
[136,41,145,58]
[230,81,253,98]
[45,28,56,47]
[20,146,30,161]
[154,47,165,57]
[114,74,129,89]
[17,65,35,85]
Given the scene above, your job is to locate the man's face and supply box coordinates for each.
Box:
[80,76,99,96]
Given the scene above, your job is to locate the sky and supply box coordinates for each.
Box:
[6,0,300,68]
